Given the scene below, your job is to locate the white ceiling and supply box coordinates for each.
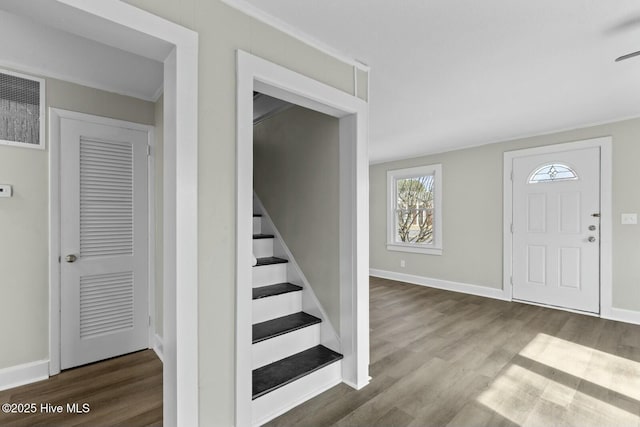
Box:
[231,0,640,163]
[0,2,166,101]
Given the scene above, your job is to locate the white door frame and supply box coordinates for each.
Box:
[51,108,154,369]
[46,2,199,425]
[236,50,370,426]
[503,137,613,315]
[50,107,154,372]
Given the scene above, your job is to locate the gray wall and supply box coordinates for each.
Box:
[254,106,341,329]
[370,117,640,312]
[121,1,365,423]
[0,72,155,370]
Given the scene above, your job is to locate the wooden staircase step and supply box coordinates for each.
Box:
[253,312,320,344]
[253,233,274,239]
[252,283,302,300]
[255,256,288,266]
[252,345,343,400]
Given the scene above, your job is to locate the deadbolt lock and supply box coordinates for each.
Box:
[588,225,597,231]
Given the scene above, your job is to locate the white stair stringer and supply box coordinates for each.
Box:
[252,360,342,427]
[252,323,320,369]
[252,292,301,324]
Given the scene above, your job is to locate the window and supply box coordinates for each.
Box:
[528,163,578,183]
[387,164,442,255]
[0,69,45,150]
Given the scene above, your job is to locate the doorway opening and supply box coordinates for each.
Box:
[0,1,198,424]
[236,51,370,425]
[503,137,612,316]
[50,110,154,371]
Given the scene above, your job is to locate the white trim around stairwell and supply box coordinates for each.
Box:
[237,51,369,427]
[369,269,510,301]
[602,307,640,326]
[0,360,49,392]
[153,334,164,363]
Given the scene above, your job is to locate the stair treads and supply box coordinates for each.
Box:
[252,345,343,399]
[255,257,288,266]
[253,283,302,300]
[253,312,321,343]
[253,234,274,239]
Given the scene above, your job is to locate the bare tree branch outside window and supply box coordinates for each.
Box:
[395,175,434,244]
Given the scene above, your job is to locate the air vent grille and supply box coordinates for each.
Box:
[0,71,41,146]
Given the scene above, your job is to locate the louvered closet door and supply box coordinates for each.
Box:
[60,117,148,370]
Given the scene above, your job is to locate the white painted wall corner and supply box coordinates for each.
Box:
[0,360,49,392]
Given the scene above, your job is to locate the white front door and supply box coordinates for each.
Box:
[511,146,600,313]
[60,116,149,369]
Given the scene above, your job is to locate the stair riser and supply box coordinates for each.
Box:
[253,263,287,287]
[253,217,261,234]
[252,361,342,426]
[253,292,301,324]
[253,238,274,258]
[252,324,320,369]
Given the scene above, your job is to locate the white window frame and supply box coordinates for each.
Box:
[387,164,442,255]
[0,68,45,150]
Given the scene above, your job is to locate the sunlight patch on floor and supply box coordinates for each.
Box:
[477,364,572,425]
[476,333,640,426]
[519,333,640,401]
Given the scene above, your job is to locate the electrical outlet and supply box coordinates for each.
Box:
[0,185,12,198]
[400,260,406,268]
[621,213,637,225]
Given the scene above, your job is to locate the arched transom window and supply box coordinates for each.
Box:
[528,163,578,184]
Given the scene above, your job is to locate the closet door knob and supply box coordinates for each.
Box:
[65,254,78,263]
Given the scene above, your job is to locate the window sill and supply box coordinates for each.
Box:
[386,243,442,256]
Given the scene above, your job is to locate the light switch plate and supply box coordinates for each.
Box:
[621,213,637,225]
[0,185,12,198]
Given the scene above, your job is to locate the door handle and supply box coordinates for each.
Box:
[588,236,596,243]
[65,254,78,263]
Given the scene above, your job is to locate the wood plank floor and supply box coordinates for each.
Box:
[266,276,640,427]
[0,350,162,427]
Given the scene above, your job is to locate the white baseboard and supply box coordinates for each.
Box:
[602,307,640,326]
[0,359,49,392]
[153,334,164,363]
[369,269,509,301]
[342,375,371,391]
